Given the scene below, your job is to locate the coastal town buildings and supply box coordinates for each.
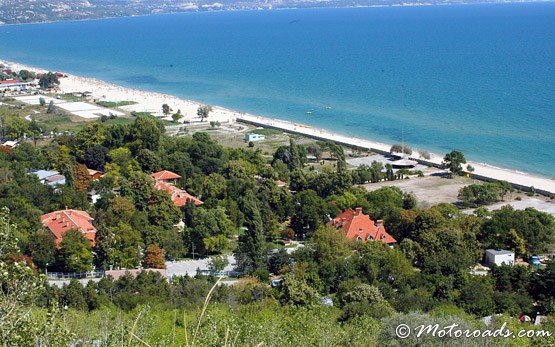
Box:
[29,169,66,187]
[0,78,35,92]
[87,168,104,181]
[150,170,203,206]
[328,207,396,245]
[244,133,265,142]
[40,209,97,247]
[485,249,515,267]
[1,140,18,149]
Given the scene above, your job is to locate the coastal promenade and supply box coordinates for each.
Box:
[236,114,555,196]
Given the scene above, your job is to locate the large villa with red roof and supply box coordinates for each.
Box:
[150,170,203,207]
[40,209,97,247]
[328,207,396,245]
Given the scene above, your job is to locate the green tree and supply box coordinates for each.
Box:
[208,255,229,274]
[46,100,55,114]
[74,123,107,159]
[58,229,93,273]
[136,148,161,172]
[146,189,181,230]
[458,183,501,207]
[25,229,56,270]
[290,189,328,239]
[38,72,59,89]
[189,207,234,255]
[311,225,351,264]
[197,105,213,121]
[162,103,170,115]
[18,69,35,81]
[234,191,267,274]
[5,115,29,140]
[365,186,405,222]
[532,261,555,313]
[324,140,345,162]
[172,109,183,122]
[83,145,109,171]
[279,275,321,307]
[289,138,302,171]
[120,171,155,211]
[96,222,142,270]
[443,150,467,176]
[129,115,165,152]
[60,279,88,310]
[458,276,496,316]
[480,206,555,255]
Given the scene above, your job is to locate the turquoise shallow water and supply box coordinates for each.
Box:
[0,4,553,176]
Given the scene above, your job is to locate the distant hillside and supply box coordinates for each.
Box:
[0,0,545,24]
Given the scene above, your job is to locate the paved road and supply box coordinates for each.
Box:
[166,255,236,277]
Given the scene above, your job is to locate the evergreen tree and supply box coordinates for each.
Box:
[234,191,267,275]
[289,138,302,171]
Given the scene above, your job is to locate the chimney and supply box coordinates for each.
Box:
[355,207,362,215]
[376,220,384,229]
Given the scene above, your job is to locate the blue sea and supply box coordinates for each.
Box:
[0,3,554,177]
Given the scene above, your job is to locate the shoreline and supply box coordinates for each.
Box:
[2,59,554,195]
[1,2,551,27]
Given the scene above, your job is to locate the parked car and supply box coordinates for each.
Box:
[530,255,541,267]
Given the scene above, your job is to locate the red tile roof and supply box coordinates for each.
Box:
[0,79,20,85]
[150,170,181,181]
[276,179,287,187]
[154,180,203,207]
[40,209,96,247]
[87,168,104,180]
[328,207,396,244]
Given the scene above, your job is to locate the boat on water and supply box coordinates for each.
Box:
[305,110,313,115]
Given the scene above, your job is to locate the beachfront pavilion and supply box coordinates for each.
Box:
[391,158,418,169]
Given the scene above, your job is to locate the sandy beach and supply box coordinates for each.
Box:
[3,59,555,195]
[4,60,241,124]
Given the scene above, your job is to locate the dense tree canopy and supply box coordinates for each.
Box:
[1,112,554,346]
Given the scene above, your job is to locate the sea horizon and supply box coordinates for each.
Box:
[1,3,554,178]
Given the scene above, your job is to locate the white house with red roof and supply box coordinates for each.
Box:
[328,207,396,245]
[150,170,203,207]
[40,209,97,247]
[0,79,34,92]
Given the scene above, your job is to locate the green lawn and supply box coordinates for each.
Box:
[131,111,154,117]
[97,100,138,108]
[59,93,84,102]
[252,128,283,136]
